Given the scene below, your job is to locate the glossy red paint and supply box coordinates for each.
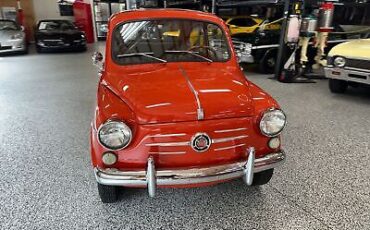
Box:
[90,9,282,188]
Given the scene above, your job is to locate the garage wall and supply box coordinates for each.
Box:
[32,0,74,22]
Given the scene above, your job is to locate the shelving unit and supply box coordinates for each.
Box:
[93,0,126,40]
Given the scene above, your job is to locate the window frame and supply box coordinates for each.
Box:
[110,18,232,66]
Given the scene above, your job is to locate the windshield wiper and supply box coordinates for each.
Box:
[165,50,213,63]
[117,52,167,63]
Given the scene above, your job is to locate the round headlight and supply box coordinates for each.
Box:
[334,56,346,67]
[259,109,286,137]
[98,121,132,150]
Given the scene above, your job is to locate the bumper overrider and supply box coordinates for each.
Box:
[94,148,285,197]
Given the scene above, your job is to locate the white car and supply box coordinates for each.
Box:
[0,19,27,54]
[325,39,370,93]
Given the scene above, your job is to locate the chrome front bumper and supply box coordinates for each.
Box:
[325,67,370,85]
[94,148,285,197]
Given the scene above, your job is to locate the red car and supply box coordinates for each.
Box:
[91,9,286,203]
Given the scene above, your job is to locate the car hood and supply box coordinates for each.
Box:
[0,30,22,41]
[329,39,370,59]
[104,63,254,124]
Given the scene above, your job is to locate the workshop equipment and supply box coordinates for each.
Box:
[313,1,335,70]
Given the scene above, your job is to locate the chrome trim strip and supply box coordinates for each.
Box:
[179,67,204,120]
[145,141,190,147]
[214,143,246,151]
[146,134,248,147]
[94,151,286,188]
[328,55,370,62]
[149,151,186,155]
[43,39,62,42]
[344,66,370,73]
[147,133,186,138]
[214,128,247,133]
[250,39,356,51]
[326,39,356,44]
[212,135,248,144]
[343,56,370,61]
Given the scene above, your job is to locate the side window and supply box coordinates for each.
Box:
[230,18,245,27]
[230,18,257,27]
[245,18,258,27]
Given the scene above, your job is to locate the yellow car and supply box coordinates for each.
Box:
[224,16,280,36]
[325,39,370,93]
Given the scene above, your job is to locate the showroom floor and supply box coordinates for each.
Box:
[0,44,369,229]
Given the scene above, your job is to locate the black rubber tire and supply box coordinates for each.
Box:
[329,79,348,94]
[36,46,43,53]
[258,50,277,74]
[251,169,274,186]
[97,183,118,203]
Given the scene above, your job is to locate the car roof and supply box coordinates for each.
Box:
[110,8,225,27]
[113,8,216,17]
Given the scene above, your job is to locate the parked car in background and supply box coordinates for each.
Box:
[91,9,286,203]
[0,19,27,55]
[224,16,281,36]
[35,19,87,53]
[325,39,370,93]
[223,16,281,73]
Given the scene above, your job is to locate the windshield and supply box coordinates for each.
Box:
[0,21,20,30]
[38,21,75,31]
[112,19,231,65]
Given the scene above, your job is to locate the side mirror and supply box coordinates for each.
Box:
[21,26,25,31]
[92,52,103,65]
[92,52,104,72]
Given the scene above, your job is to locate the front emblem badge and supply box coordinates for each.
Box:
[191,133,211,152]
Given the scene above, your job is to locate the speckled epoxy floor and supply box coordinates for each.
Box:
[0,44,369,229]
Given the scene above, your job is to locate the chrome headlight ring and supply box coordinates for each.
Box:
[333,56,346,68]
[259,109,287,137]
[98,120,132,150]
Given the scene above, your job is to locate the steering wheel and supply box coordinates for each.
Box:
[188,45,218,57]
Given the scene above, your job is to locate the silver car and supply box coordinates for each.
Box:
[0,20,27,54]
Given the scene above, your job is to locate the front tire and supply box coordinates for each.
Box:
[251,169,274,186]
[259,49,277,74]
[329,79,348,94]
[97,183,118,203]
